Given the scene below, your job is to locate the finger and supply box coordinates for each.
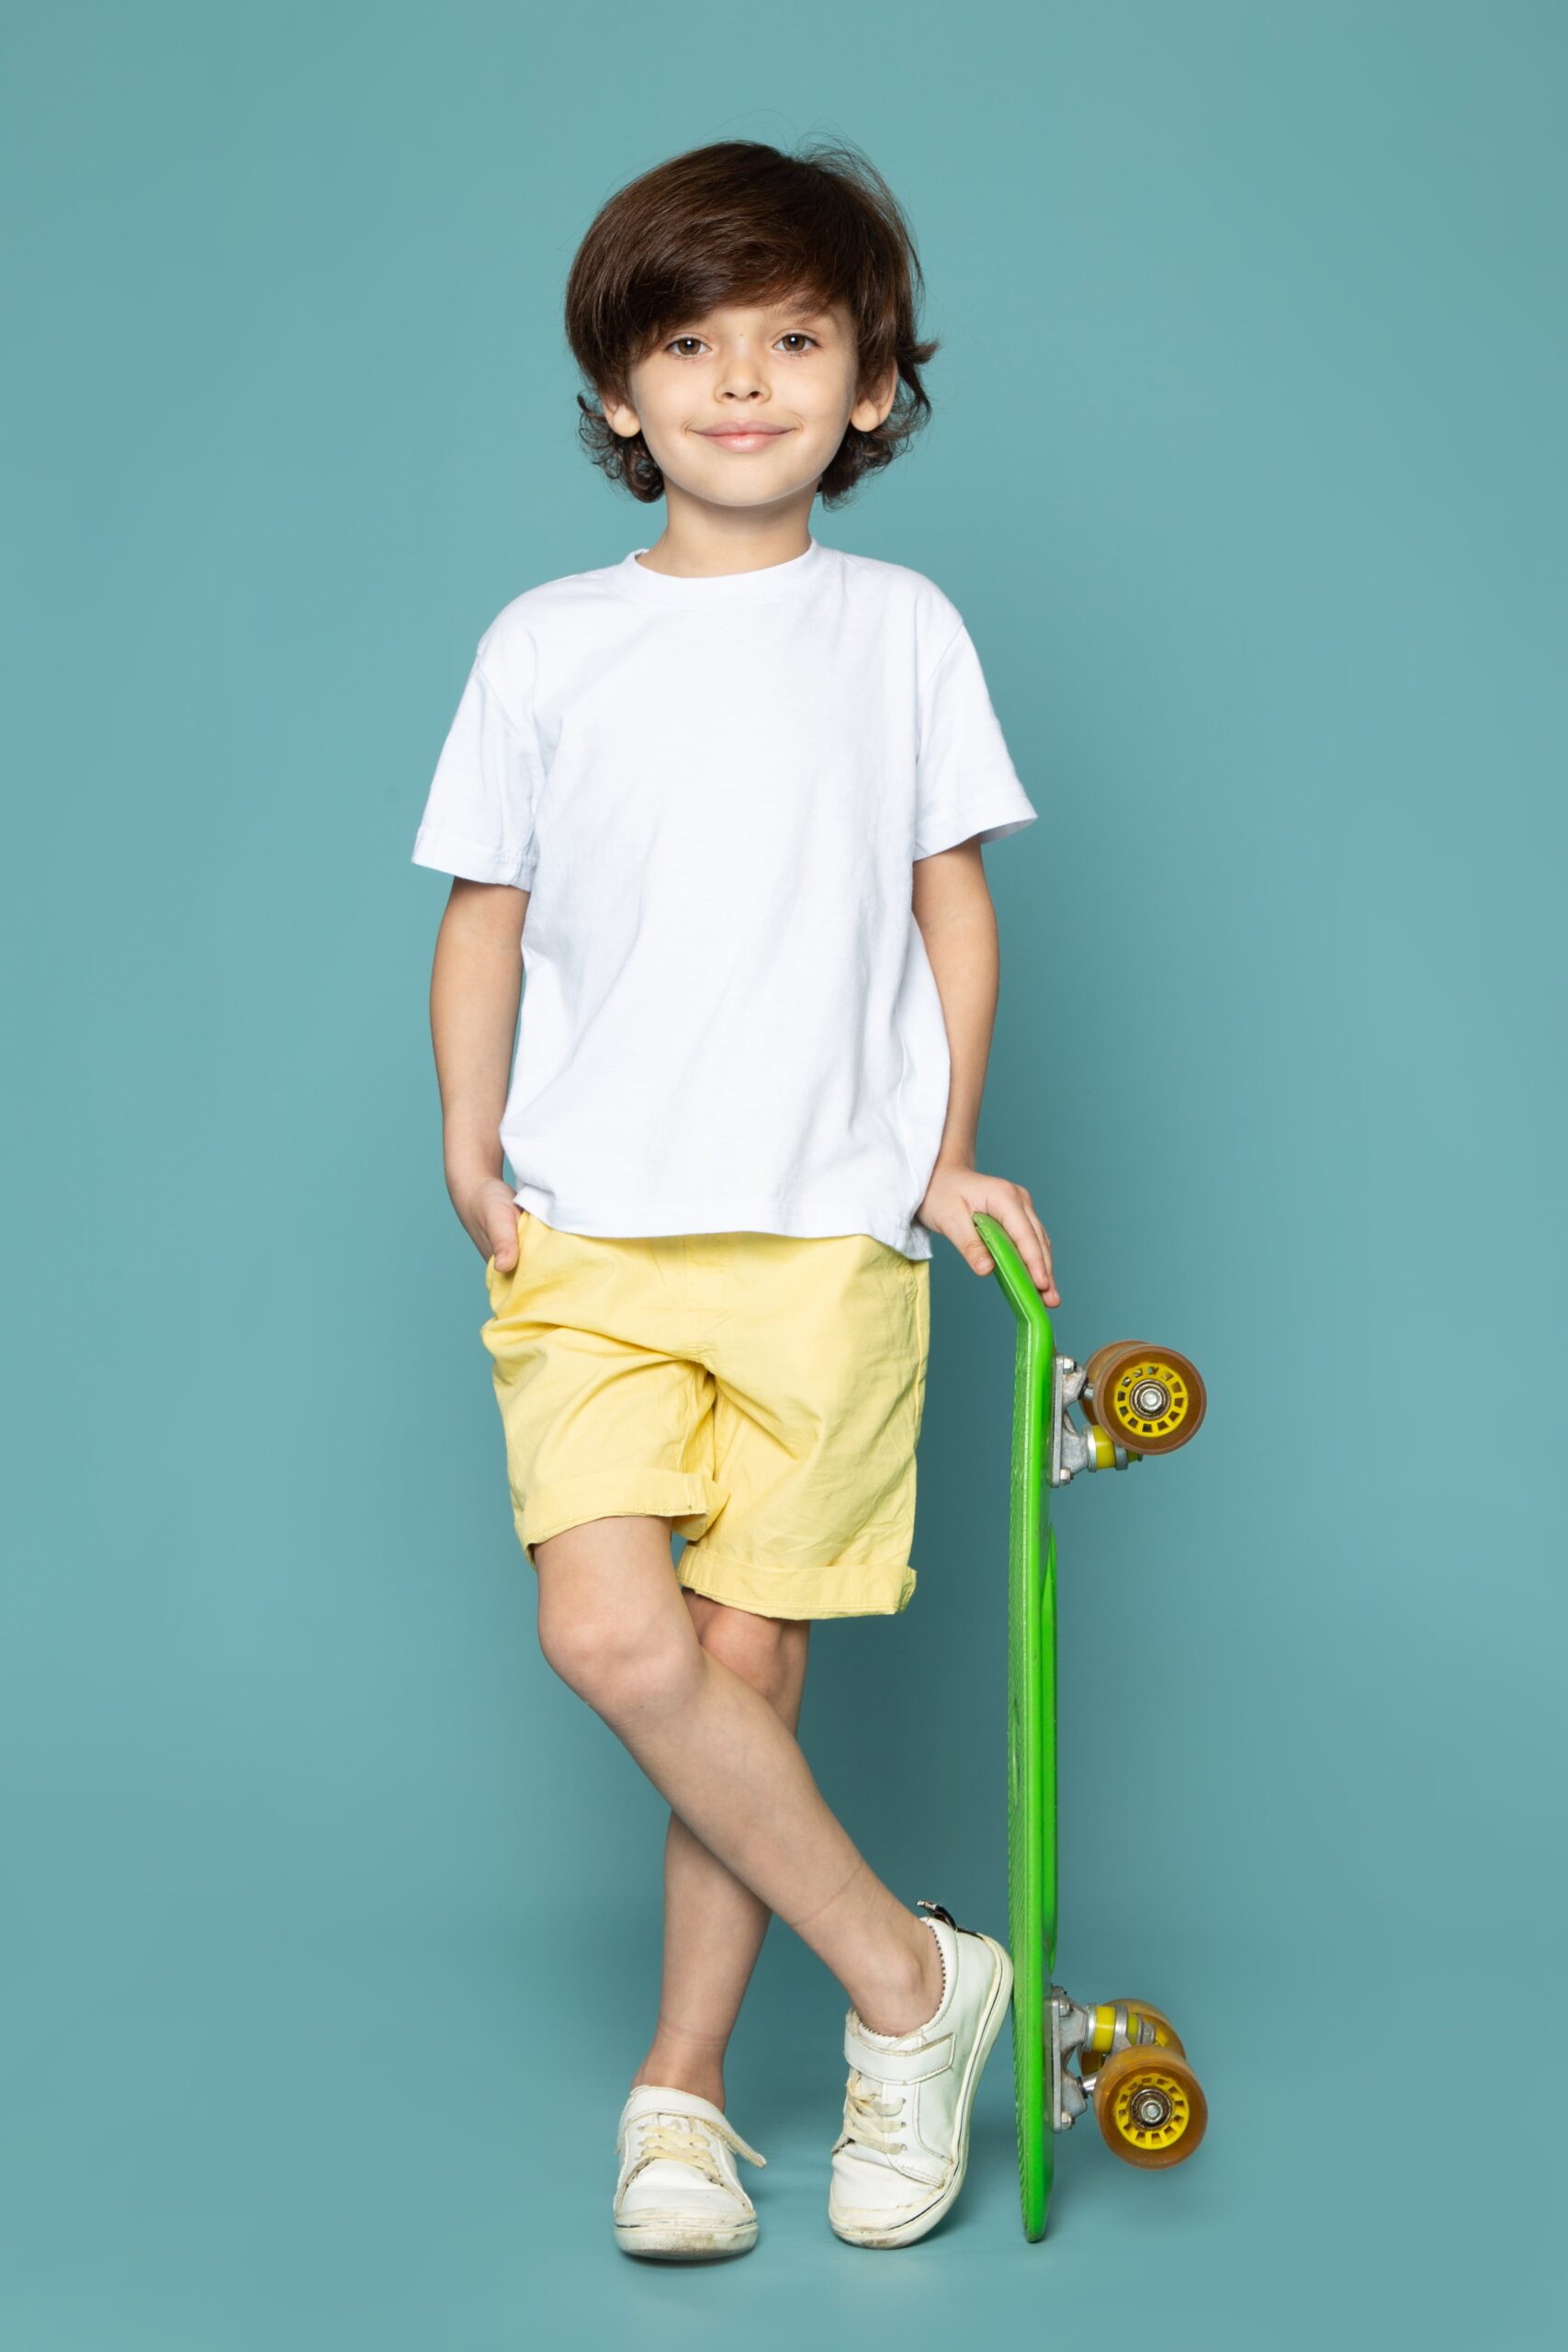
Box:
[964,1207,997,1274]
[1010,1191,1051,1274]
[1027,1214,1061,1303]
[1024,1208,1056,1292]
[997,1204,1059,1301]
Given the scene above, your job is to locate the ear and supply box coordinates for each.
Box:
[598,386,642,440]
[849,363,899,435]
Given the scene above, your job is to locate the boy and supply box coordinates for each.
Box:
[412,137,1059,2259]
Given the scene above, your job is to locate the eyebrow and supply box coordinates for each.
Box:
[665,301,836,337]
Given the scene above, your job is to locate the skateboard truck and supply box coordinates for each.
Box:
[1048,1993,1184,2126]
[1047,1990,1206,2168]
[974,1209,1210,2234]
[1050,1355,1141,1482]
[1052,1343,1205,1485]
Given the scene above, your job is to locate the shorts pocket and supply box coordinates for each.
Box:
[484,1207,533,1301]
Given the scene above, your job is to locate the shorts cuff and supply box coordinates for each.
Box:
[674,1545,917,1620]
[516,1470,724,1566]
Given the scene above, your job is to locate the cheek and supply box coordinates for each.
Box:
[634,400,691,458]
[807,363,862,421]
[620,362,676,424]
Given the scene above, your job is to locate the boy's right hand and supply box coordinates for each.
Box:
[457,1174,529,1273]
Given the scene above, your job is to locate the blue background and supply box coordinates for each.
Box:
[4,3,1560,2344]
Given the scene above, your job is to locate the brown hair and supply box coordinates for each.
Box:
[563,138,939,507]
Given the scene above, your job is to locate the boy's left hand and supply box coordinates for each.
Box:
[917,1163,1061,1303]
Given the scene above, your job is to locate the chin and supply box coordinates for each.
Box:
[683,454,827,498]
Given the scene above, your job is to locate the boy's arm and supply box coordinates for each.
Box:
[912,840,1060,1303]
[429,876,530,1272]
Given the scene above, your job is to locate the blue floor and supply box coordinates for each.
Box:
[6,1768,1550,2352]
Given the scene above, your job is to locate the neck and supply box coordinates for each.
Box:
[634,484,817,578]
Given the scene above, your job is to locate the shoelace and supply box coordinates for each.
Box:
[624,2108,767,2189]
[632,2117,728,2187]
[840,2070,907,2158]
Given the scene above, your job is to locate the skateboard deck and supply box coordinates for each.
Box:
[974,1208,1056,2240]
[974,1207,1208,2240]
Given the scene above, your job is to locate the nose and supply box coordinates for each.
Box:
[714,347,767,402]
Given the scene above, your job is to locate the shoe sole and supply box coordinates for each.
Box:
[829,1930,1016,2249]
[615,2214,758,2260]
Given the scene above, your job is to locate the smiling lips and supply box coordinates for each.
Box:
[699,425,788,449]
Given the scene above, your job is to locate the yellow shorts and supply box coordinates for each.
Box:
[479,1212,931,1619]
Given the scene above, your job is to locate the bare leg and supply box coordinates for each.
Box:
[534,1515,943,2038]
[630,1589,811,2109]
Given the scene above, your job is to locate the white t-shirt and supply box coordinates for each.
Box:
[411,535,1037,1261]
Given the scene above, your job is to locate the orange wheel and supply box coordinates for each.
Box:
[1094,2041,1207,2169]
[1081,1342,1206,1455]
[1074,2000,1185,2086]
[1080,1341,1137,1415]
[1103,1999,1185,2058]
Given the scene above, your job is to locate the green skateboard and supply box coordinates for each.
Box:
[974,1209,1209,2242]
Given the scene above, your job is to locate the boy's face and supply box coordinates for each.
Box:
[600,293,897,514]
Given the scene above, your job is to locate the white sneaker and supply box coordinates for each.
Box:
[613,2083,767,2260]
[829,1899,1014,2247]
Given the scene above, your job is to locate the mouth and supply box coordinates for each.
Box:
[696,425,790,451]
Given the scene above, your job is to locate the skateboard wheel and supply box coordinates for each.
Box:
[1078,1999,1185,2073]
[1081,1342,1206,1455]
[1093,2042,1207,2169]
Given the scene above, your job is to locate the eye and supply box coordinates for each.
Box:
[776,332,819,353]
[666,334,708,356]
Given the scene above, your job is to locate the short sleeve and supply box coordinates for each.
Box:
[411,647,542,888]
[912,622,1038,861]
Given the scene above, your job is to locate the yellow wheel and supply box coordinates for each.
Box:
[1094,2041,1207,2169]
[1074,1999,1184,2088]
[1081,1342,1136,1416]
[1081,1342,1206,1455]
[1087,1999,1184,2059]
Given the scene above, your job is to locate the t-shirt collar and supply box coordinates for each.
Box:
[613,535,828,605]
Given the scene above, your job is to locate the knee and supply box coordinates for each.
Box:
[694,1600,807,1710]
[536,1598,697,1718]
